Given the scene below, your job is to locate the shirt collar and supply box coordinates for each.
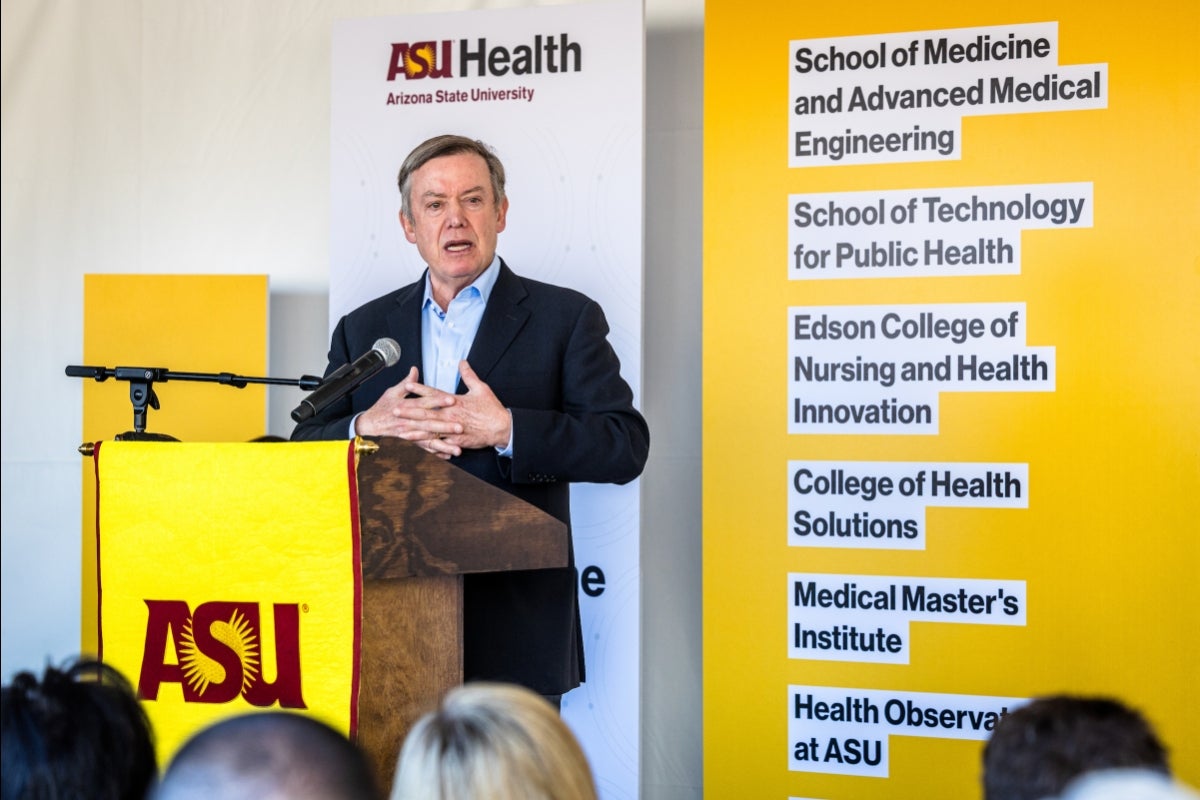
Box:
[422,255,501,311]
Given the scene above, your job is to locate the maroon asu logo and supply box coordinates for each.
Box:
[387,41,453,80]
[138,601,306,708]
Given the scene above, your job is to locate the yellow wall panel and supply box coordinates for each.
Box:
[704,2,1198,797]
[80,274,269,656]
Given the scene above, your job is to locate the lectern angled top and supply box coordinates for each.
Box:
[354,435,569,580]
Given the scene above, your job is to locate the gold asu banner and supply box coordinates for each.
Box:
[95,440,360,762]
[703,0,1199,797]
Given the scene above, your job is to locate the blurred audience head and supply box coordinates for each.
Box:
[154,711,379,800]
[1058,768,1199,800]
[982,694,1171,800]
[391,682,598,800]
[1,656,157,800]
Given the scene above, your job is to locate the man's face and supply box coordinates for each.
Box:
[400,151,508,298]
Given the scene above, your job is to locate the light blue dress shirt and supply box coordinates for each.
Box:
[421,257,513,456]
[421,256,500,393]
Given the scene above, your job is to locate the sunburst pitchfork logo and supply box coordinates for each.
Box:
[138,600,307,709]
[386,40,454,80]
[180,609,260,696]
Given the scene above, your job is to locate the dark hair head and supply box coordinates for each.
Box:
[982,695,1171,800]
[1,657,158,800]
[155,711,379,800]
[396,135,506,224]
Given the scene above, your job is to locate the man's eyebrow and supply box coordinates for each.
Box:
[420,185,487,199]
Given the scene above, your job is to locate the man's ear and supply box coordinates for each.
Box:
[495,196,509,234]
[399,210,417,243]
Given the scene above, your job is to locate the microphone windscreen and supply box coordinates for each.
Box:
[373,337,402,367]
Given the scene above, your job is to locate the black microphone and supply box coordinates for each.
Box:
[290,338,401,423]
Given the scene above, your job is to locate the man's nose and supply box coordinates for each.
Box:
[446,201,466,225]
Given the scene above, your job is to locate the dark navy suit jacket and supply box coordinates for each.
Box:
[292,261,649,694]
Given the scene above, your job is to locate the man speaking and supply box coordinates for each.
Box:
[292,134,649,705]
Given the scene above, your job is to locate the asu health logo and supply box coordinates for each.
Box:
[137,600,307,709]
[386,34,582,81]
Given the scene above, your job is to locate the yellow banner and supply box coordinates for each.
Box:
[96,440,360,762]
[704,1,1199,797]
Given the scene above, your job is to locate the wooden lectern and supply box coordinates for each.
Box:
[353,436,569,785]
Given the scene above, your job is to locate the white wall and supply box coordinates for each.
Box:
[0,2,702,797]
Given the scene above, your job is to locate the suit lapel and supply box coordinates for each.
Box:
[386,275,426,376]
[464,260,530,390]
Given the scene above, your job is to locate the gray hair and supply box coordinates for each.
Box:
[396,135,507,224]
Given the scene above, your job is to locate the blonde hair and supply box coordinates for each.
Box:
[390,683,598,800]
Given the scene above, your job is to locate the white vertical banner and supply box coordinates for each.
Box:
[330,3,645,797]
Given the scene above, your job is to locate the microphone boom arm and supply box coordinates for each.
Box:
[65,365,322,439]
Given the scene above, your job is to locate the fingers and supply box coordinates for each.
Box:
[399,418,464,438]
[356,370,457,437]
[403,430,462,459]
[387,382,463,433]
[457,361,497,400]
[364,361,502,452]
[458,360,481,389]
[402,370,457,406]
[387,369,458,424]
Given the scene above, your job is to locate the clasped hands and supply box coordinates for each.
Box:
[353,361,511,459]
